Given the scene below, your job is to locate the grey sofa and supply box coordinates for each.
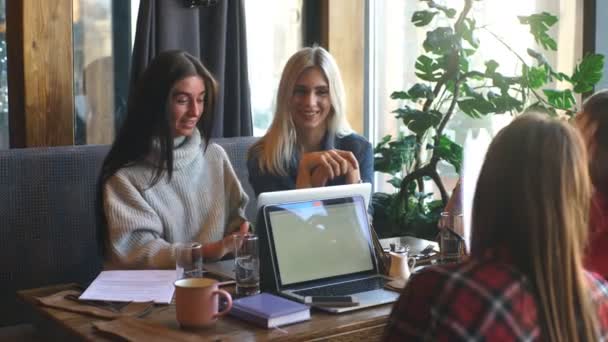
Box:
[0,136,258,329]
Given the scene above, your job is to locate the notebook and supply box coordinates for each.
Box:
[260,196,399,313]
[229,293,310,328]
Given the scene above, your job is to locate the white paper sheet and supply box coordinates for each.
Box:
[79,270,176,304]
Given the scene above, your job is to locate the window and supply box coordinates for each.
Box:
[0,0,7,149]
[245,0,303,136]
[598,0,608,90]
[368,0,581,194]
[72,0,139,145]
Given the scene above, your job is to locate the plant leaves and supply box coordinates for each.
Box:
[423,27,456,55]
[460,18,479,48]
[571,53,604,93]
[388,177,403,188]
[543,89,576,110]
[407,83,435,100]
[524,66,548,89]
[433,135,463,173]
[427,1,457,18]
[457,84,495,118]
[489,93,524,114]
[484,60,499,75]
[415,55,444,82]
[393,107,442,136]
[374,134,417,175]
[412,10,438,27]
[518,12,558,51]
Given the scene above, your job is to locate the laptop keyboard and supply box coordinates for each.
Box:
[293,277,388,297]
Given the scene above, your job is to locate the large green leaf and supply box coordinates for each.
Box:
[389,84,434,101]
[374,134,417,175]
[393,107,442,136]
[457,84,496,118]
[459,18,479,48]
[415,55,443,82]
[423,27,457,55]
[484,60,499,75]
[527,49,570,82]
[433,135,463,172]
[489,93,524,114]
[518,12,558,51]
[524,66,548,89]
[427,2,457,18]
[543,89,576,110]
[571,54,604,93]
[412,10,438,27]
[407,83,435,100]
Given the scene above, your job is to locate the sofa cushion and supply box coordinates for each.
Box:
[0,137,258,327]
[211,136,259,221]
[0,145,109,326]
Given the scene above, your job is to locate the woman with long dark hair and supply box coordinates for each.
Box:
[98,50,248,269]
[384,113,608,341]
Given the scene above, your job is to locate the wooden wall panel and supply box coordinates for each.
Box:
[327,0,364,135]
[7,0,74,147]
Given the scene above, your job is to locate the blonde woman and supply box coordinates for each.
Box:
[247,46,372,196]
[384,113,608,341]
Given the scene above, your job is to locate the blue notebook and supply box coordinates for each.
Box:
[229,293,310,328]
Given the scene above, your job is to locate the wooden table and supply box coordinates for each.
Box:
[19,283,394,341]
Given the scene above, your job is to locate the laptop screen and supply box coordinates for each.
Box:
[264,196,376,286]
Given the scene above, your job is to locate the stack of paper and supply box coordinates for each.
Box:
[79,270,176,304]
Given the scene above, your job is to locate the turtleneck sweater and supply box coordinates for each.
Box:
[104,129,248,269]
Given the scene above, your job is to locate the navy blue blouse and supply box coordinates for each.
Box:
[247,133,373,197]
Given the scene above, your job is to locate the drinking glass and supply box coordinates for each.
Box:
[438,212,464,264]
[233,234,260,297]
[176,242,204,279]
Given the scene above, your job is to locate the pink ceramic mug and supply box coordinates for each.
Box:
[174,278,233,328]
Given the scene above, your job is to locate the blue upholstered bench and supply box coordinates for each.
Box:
[0,136,258,331]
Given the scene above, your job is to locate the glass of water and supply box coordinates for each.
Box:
[438,212,464,264]
[234,234,260,297]
[175,242,204,279]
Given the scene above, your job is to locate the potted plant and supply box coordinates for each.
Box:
[372,0,605,240]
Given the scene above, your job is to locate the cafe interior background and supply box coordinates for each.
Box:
[1,0,607,277]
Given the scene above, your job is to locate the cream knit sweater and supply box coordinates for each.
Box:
[104,129,248,269]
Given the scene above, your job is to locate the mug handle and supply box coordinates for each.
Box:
[407,257,416,269]
[212,289,233,318]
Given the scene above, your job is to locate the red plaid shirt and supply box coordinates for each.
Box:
[384,259,608,341]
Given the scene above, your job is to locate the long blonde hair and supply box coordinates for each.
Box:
[249,46,352,176]
[471,113,598,341]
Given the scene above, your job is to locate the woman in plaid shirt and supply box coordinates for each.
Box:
[384,113,608,341]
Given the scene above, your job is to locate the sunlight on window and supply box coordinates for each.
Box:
[245,0,302,136]
[370,0,579,194]
[0,0,7,149]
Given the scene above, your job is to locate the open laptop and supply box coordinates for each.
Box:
[261,195,399,313]
[256,183,372,212]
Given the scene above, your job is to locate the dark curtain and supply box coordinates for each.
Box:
[130,0,252,138]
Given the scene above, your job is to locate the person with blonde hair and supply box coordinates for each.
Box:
[576,90,608,280]
[384,113,608,341]
[247,46,372,196]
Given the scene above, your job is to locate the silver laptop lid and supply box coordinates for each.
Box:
[263,196,378,291]
[256,183,372,211]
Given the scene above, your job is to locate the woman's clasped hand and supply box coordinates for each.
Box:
[298,149,360,188]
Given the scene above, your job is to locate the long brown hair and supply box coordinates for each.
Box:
[577,90,608,193]
[471,113,597,341]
